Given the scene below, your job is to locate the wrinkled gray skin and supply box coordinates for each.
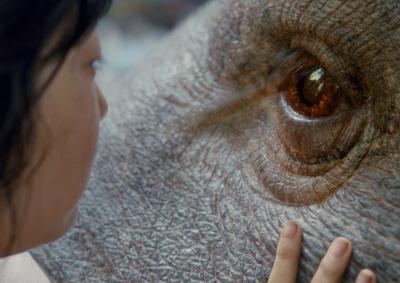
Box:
[32,0,400,282]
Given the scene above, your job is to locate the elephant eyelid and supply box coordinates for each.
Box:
[192,51,331,131]
[267,47,367,112]
[290,35,368,104]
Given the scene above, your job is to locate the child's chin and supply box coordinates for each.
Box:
[62,207,79,232]
[48,207,79,243]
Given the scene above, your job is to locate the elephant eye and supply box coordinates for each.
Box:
[279,66,344,118]
[245,52,372,205]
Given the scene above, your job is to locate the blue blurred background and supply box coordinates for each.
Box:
[99,0,207,71]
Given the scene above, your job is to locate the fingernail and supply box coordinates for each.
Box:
[282,221,298,238]
[329,237,350,258]
[356,269,375,283]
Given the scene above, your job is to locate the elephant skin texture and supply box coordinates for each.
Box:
[32,0,400,282]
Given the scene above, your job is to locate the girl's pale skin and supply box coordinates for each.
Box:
[0,30,375,283]
[0,30,107,255]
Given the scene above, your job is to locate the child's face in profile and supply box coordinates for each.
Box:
[0,30,108,255]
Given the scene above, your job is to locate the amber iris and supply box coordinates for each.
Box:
[282,67,341,118]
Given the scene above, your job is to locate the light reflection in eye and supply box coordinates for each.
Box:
[309,68,323,81]
[279,65,343,118]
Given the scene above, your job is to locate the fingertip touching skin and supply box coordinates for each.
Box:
[268,222,377,283]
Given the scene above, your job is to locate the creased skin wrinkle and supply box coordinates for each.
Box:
[31,0,399,282]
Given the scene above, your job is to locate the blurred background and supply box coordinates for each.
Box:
[98,0,208,71]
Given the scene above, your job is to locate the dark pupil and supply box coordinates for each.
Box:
[297,67,326,106]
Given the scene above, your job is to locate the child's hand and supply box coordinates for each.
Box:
[268,221,376,283]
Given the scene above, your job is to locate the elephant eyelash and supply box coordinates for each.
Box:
[265,48,367,115]
[290,35,368,106]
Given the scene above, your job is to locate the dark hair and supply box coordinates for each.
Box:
[0,0,111,251]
